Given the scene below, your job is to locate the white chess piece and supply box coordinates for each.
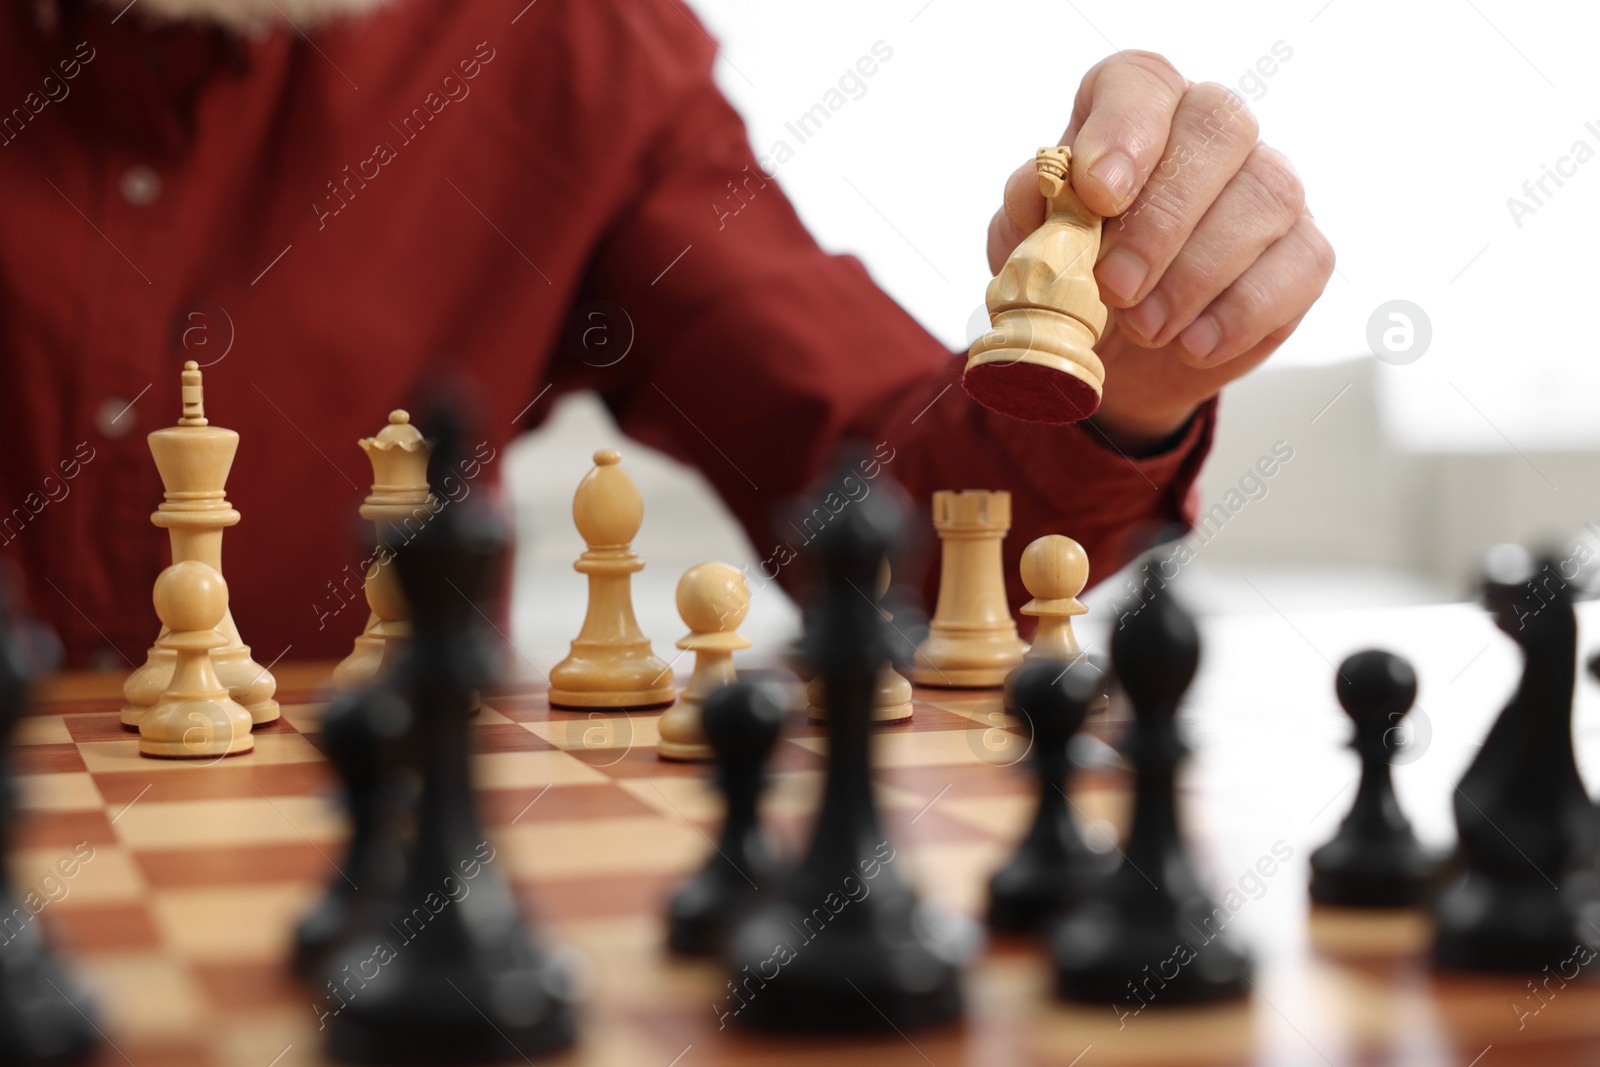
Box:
[139,561,255,760]
[657,563,751,761]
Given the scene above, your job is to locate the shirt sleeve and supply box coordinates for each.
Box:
[566,7,1215,614]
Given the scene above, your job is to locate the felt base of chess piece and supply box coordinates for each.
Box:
[804,668,913,724]
[667,682,785,954]
[1433,873,1582,972]
[987,660,1116,932]
[962,358,1101,426]
[0,912,101,1066]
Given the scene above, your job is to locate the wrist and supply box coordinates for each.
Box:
[1086,403,1200,456]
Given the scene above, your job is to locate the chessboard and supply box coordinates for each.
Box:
[16,604,1600,1067]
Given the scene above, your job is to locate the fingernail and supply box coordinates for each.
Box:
[1097,247,1148,304]
[1180,316,1222,360]
[1123,293,1167,342]
[1089,151,1136,206]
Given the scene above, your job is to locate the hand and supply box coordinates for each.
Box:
[985,51,1335,453]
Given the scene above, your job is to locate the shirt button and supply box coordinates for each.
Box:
[95,396,138,439]
[119,165,162,207]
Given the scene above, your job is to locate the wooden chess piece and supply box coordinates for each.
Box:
[332,410,435,691]
[0,572,100,1065]
[548,450,676,710]
[658,562,751,762]
[807,560,913,724]
[122,361,278,727]
[1309,650,1440,907]
[987,658,1115,931]
[666,680,785,954]
[1433,546,1592,971]
[1052,554,1250,1004]
[911,490,1025,688]
[726,457,974,1033]
[963,145,1108,424]
[326,405,576,1063]
[1005,534,1105,713]
[138,561,255,760]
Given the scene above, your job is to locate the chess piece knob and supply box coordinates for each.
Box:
[573,449,642,549]
[676,562,751,645]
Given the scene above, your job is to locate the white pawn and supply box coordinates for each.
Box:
[807,561,913,724]
[1019,534,1088,662]
[1006,534,1105,712]
[139,561,255,760]
[657,563,751,762]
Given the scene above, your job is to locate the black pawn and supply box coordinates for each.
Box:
[291,682,413,978]
[1052,555,1250,1004]
[0,573,98,1066]
[1309,651,1438,907]
[326,407,577,1063]
[724,460,973,1033]
[666,680,785,955]
[1434,547,1592,971]
[987,658,1115,931]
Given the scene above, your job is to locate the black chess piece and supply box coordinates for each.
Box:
[1434,546,1593,971]
[1309,650,1440,907]
[1052,554,1250,1004]
[0,570,99,1066]
[986,658,1115,931]
[724,458,975,1033]
[291,680,414,979]
[667,680,785,955]
[326,407,577,1064]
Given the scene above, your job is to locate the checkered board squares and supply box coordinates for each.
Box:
[19,666,1600,1067]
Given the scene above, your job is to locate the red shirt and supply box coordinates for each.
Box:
[0,0,1212,668]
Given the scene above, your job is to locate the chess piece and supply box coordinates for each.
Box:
[987,658,1116,931]
[291,681,414,979]
[963,145,1108,424]
[807,561,913,724]
[1433,546,1592,971]
[666,680,785,954]
[658,563,751,761]
[1052,554,1250,1003]
[548,450,676,710]
[911,490,1025,687]
[0,572,100,1066]
[726,459,974,1033]
[327,406,576,1063]
[1309,650,1440,907]
[1005,534,1106,713]
[138,561,255,759]
[122,361,278,727]
[333,410,435,691]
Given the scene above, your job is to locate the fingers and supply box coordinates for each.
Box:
[1095,81,1259,310]
[1172,209,1335,368]
[1063,51,1188,216]
[1119,144,1303,348]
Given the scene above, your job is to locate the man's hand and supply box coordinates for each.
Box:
[986,51,1335,453]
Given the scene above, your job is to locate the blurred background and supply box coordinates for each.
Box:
[506,0,1600,671]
